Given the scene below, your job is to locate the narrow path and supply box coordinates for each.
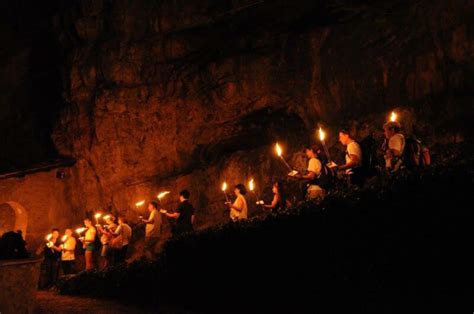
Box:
[35,291,158,314]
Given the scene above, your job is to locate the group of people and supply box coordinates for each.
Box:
[39,119,426,287]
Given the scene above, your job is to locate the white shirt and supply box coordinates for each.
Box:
[346,141,362,167]
[116,223,132,246]
[230,194,248,221]
[61,237,76,261]
[388,133,405,155]
[145,209,161,238]
[307,157,322,176]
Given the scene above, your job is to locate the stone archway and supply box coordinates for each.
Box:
[0,201,28,238]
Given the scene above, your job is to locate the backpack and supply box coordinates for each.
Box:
[315,163,336,189]
[403,136,431,168]
[358,134,377,177]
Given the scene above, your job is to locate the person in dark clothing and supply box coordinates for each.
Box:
[40,228,62,289]
[263,181,291,213]
[163,189,196,237]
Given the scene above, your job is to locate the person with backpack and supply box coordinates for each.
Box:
[291,145,327,201]
[382,121,405,173]
[403,134,431,169]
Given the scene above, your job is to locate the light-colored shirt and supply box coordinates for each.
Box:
[61,237,76,261]
[85,226,96,242]
[389,133,405,155]
[145,209,161,238]
[346,141,362,167]
[307,157,322,176]
[230,195,248,221]
[116,223,132,246]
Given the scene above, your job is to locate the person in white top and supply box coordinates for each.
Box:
[61,229,76,274]
[112,216,132,264]
[336,128,364,186]
[383,121,405,172]
[292,145,325,201]
[226,183,248,221]
[141,201,162,259]
[82,218,96,270]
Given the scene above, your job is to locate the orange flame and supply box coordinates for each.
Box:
[61,235,68,242]
[221,182,227,192]
[275,142,283,157]
[157,191,170,199]
[318,127,326,141]
[103,215,111,221]
[248,178,255,192]
[45,234,52,241]
[135,200,145,207]
[390,111,397,122]
[94,213,102,219]
[75,227,86,234]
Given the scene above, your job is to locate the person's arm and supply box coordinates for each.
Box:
[165,212,180,219]
[338,154,359,171]
[227,197,243,212]
[264,194,279,209]
[51,242,62,252]
[142,211,155,224]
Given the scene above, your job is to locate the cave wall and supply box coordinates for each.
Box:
[44,0,474,232]
[0,167,81,251]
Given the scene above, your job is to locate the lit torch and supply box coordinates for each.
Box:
[390,111,398,122]
[275,142,293,171]
[222,182,230,202]
[61,235,68,243]
[135,200,145,208]
[318,127,332,162]
[75,227,86,235]
[45,234,52,242]
[157,191,170,200]
[94,213,102,225]
[103,215,111,221]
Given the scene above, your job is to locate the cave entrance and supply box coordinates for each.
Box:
[0,202,28,238]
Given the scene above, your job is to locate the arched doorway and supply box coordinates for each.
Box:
[0,202,28,238]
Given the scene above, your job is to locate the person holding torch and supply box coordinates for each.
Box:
[290,145,326,201]
[382,112,405,173]
[60,229,76,275]
[141,201,162,259]
[40,228,61,289]
[226,183,248,221]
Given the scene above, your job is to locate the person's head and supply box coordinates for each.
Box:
[105,215,115,224]
[383,121,401,139]
[65,229,73,236]
[272,181,285,195]
[118,216,127,225]
[234,183,247,196]
[304,145,321,159]
[51,228,60,238]
[338,127,353,146]
[179,189,190,202]
[149,201,159,212]
[84,218,92,227]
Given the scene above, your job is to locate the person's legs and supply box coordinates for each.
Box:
[85,251,93,270]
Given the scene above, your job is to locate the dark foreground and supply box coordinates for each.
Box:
[58,143,473,313]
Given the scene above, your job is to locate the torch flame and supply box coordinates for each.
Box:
[45,234,52,241]
[221,182,227,192]
[103,215,111,220]
[94,213,102,219]
[157,191,170,199]
[248,178,255,192]
[275,142,283,157]
[75,227,86,234]
[61,235,68,242]
[318,128,326,141]
[390,111,397,122]
[135,200,145,207]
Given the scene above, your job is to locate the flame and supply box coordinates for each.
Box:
[75,227,86,234]
[61,235,68,242]
[135,200,145,207]
[221,182,227,192]
[45,234,52,241]
[103,215,111,220]
[318,128,326,141]
[275,142,283,157]
[390,111,397,122]
[248,178,255,191]
[157,191,170,199]
[94,213,102,219]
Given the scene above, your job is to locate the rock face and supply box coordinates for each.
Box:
[1,1,473,242]
[46,0,474,231]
